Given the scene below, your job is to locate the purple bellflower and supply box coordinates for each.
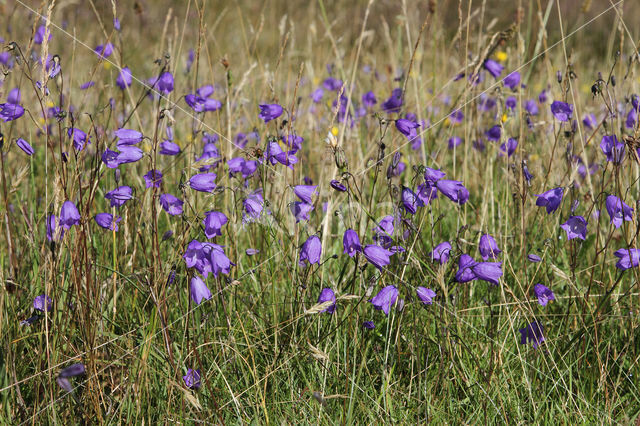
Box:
[370,285,398,316]
[533,284,555,306]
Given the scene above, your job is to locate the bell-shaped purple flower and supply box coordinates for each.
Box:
[159,141,181,156]
[15,138,34,156]
[363,244,394,271]
[430,241,451,264]
[94,213,122,231]
[183,368,201,389]
[370,285,398,316]
[290,202,314,222]
[560,215,587,241]
[258,103,284,123]
[46,214,64,241]
[483,59,503,78]
[190,276,212,305]
[485,125,501,142]
[0,103,24,122]
[59,363,85,378]
[33,294,53,312]
[395,119,419,139]
[362,91,376,108]
[115,128,143,146]
[157,71,174,94]
[381,88,403,113]
[534,187,563,214]
[143,170,163,188]
[519,321,545,349]
[401,186,424,214]
[343,229,362,257]
[116,66,132,90]
[317,288,336,313]
[68,128,89,151]
[208,244,234,277]
[472,262,503,285]
[605,195,634,228]
[160,193,183,215]
[528,254,542,263]
[503,71,521,90]
[203,211,228,239]
[116,146,143,164]
[189,172,217,193]
[479,234,501,260]
[533,284,555,306]
[614,248,640,270]
[105,186,133,208]
[499,138,518,157]
[293,185,318,204]
[435,180,469,205]
[416,287,436,305]
[550,101,573,122]
[455,254,478,283]
[299,235,322,266]
[60,201,80,230]
[94,42,114,59]
[600,135,625,164]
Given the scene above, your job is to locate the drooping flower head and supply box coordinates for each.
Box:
[143,170,163,188]
[483,59,503,78]
[600,135,625,164]
[343,229,362,257]
[299,235,322,266]
[160,193,183,216]
[258,103,284,123]
[363,245,394,271]
[190,276,212,305]
[189,173,217,193]
[605,195,634,228]
[370,285,398,316]
[503,71,521,90]
[519,321,545,349]
[416,287,436,305]
[479,234,501,260]
[33,294,53,312]
[293,185,318,204]
[455,254,478,283]
[472,262,503,285]
[16,138,34,156]
[430,241,451,264]
[60,201,80,229]
[560,216,587,241]
[94,213,122,231]
[534,187,563,214]
[183,368,202,389]
[116,66,133,90]
[533,284,555,306]
[614,248,640,270]
[105,186,133,208]
[317,288,337,314]
[401,186,424,214]
[0,102,24,122]
[550,101,573,122]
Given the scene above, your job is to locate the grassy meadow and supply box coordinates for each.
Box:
[1,0,640,423]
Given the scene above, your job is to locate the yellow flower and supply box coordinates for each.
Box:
[495,51,508,62]
[331,126,339,137]
[501,113,508,123]
[102,62,111,70]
